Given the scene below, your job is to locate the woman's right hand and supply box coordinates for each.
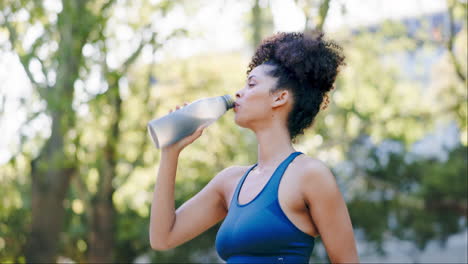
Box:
[161,103,208,154]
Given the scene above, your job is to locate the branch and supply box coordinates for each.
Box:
[446,1,466,82]
[296,0,331,31]
[72,169,94,219]
[4,20,34,84]
[317,0,331,31]
[426,199,468,217]
[118,45,159,184]
[101,0,117,13]
[23,35,50,87]
[4,17,49,98]
[119,30,156,75]
[8,110,47,167]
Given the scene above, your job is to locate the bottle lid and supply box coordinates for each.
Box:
[222,95,235,110]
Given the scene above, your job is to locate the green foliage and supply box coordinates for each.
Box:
[0,0,466,262]
[0,156,30,263]
[347,139,467,252]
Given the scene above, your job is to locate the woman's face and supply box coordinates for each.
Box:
[234,64,279,128]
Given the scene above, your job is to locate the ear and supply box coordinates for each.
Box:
[271,89,290,108]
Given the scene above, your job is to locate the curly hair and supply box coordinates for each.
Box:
[247,31,345,140]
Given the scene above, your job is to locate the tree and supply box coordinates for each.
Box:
[1,0,183,261]
[294,0,331,31]
[446,0,467,83]
[345,135,467,254]
[247,0,274,50]
[2,0,104,261]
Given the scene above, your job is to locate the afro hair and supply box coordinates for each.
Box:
[247,31,345,140]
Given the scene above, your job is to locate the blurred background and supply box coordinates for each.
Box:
[0,0,466,263]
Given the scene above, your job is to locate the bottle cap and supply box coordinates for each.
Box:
[222,95,235,110]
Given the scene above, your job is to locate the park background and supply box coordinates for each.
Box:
[0,0,467,263]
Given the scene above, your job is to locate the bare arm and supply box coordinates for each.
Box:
[301,160,359,263]
[148,104,230,250]
[149,148,230,250]
[149,148,179,250]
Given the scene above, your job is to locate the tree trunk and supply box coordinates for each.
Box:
[25,114,75,262]
[88,153,117,262]
[88,195,116,262]
[88,78,121,262]
[300,0,331,32]
[24,0,92,261]
[251,0,263,49]
[316,0,330,31]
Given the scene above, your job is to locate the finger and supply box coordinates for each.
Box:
[193,125,206,136]
[180,125,206,146]
[196,124,206,132]
[180,129,201,146]
[196,126,205,137]
[195,126,207,137]
[200,123,209,130]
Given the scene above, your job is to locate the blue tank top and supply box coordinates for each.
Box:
[215,151,315,263]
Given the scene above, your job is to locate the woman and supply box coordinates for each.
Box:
[149,31,359,263]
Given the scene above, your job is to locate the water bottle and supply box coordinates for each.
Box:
[147,95,235,149]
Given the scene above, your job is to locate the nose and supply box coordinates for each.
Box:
[235,90,242,99]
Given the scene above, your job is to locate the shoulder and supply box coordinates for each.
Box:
[292,154,340,199]
[215,165,251,180]
[211,165,252,209]
[211,165,251,191]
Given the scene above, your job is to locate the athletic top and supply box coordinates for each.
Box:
[215,151,315,263]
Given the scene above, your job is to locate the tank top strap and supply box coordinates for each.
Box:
[267,151,303,194]
[230,163,258,208]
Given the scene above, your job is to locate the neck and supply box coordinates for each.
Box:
[254,121,296,171]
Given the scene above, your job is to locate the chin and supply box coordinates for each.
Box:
[234,115,249,128]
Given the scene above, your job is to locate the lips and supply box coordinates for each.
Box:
[234,102,240,112]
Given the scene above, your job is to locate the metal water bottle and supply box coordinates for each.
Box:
[147,95,235,149]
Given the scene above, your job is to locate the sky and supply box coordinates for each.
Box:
[152,0,448,58]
